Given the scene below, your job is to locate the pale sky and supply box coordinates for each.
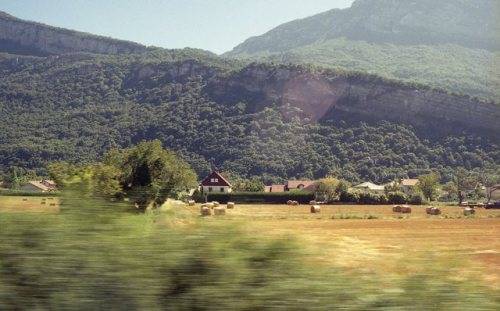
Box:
[0,0,355,54]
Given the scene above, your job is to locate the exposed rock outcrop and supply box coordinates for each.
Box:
[0,11,148,56]
[206,65,500,133]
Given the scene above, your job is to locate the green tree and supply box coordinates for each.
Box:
[441,181,458,201]
[418,173,440,201]
[106,140,197,210]
[243,178,265,192]
[315,177,339,202]
[47,161,78,188]
[2,166,36,190]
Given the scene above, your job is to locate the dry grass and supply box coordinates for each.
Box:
[0,196,60,213]
[185,203,500,288]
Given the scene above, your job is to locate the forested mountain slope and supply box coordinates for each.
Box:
[1,50,498,183]
[227,0,500,100]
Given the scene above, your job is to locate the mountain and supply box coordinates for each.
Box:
[0,11,498,183]
[0,10,149,56]
[227,0,500,100]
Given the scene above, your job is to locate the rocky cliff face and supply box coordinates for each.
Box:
[0,11,148,56]
[228,0,499,55]
[206,65,500,133]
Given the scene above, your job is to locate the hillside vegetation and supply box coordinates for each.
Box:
[0,51,498,184]
[227,0,500,100]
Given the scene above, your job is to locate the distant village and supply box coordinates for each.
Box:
[1,171,499,204]
[199,172,500,202]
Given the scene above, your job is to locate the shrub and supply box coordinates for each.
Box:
[206,192,314,204]
[387,191,408,204]
[409,192,427,205]
[339,191,359,203]
[358,192,387,205]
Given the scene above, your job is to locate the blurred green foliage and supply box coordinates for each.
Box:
[0,192,499,310]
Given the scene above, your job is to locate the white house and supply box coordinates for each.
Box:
[200,172,232,193]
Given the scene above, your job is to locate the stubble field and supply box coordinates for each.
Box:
[187,203,500,289]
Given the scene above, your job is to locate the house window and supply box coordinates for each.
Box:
[208,187,212,192]
[220,187,224,192]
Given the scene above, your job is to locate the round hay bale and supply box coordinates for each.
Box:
[41,198,47,201]
[212,201,220,207]
[22,198,28,201]
[201,206,212,216]
[426,206,434,214]
[431,207,441,215]
[206,203,215,209]
[287,200,293,205]
[49,203,56,206]
[309,200,317,205]
[392,205,402,213]
[214,206,226,216]
[227,202,235,209]
[310,205,321,213]
[401,206,412,214]
[292,201,299,206]
[41,201,46,205]
[201,203,208,208]
[188,200,195,206]
[464,207,475,216]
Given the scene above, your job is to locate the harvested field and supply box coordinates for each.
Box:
[0,196,60,213]
[186,204,500,288]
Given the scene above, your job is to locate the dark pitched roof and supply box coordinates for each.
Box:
[201,172,232,187]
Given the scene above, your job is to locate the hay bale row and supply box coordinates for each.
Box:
[310,205,321,214]
[426,206,441,215]
[200,206,212,216]
[214,206,226,216]
[393,205,411,214]
[464,207,475,216]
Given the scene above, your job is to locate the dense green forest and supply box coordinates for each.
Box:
[227,0,500,100]
[235,39,500,100]
[0,50,498,184]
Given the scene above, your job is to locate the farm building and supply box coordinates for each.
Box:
[485,185,500,200]
[19,180,57,192]
[200,171,232,193]
[352,182,385,194]
[286,180,317,193]
[264,184,286,193]
[399,179,419,195]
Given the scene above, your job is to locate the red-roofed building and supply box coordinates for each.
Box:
[399,179,419,195]
[286,180,317,193]
[200,172,233,193]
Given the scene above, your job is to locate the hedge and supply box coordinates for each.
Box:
[204,192,314,204]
